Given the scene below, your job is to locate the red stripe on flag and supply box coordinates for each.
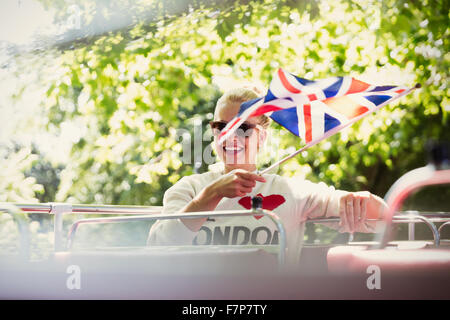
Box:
[352,106,369,118]
[250,104,283,117]
[219,117,241,140]
[278,69,301,94]
[303,104,312,143]
[395,89,405,94]
[323,96,370,119]
[307,94,317,101]
[347,79,371,94]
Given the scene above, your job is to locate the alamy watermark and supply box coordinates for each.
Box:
[66,5,82,30]
[174,119,286,172]
[366,265,381,290]
[66,264,81,290]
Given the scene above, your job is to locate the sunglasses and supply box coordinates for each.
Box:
[209,120,262,138]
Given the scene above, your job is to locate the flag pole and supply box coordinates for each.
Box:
[257,83,421,175]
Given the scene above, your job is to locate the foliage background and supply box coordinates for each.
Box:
[0,0,448,258]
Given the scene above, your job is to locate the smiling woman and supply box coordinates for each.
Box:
[147,86,388,264]
[212,87,270,172]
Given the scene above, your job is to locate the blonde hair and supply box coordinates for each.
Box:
[215,87,271,128]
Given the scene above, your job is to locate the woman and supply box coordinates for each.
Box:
[147,87,387,263]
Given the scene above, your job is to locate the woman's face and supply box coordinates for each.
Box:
[213,101,265,172]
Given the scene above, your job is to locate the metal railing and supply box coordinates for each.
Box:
[65,208,288,267]
[308,213,443,247]
[0,203,30,260]
[8,201,450,257]
[377,165,450,249]
[439,221,450,240]
[65,213,443,253]
[14,203,162,251]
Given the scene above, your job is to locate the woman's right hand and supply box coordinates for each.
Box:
[209,169,266,198]
[179,169,266,232]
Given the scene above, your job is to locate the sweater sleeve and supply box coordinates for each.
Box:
[289,178,380,233]
[287,177,347,222]
[146,177,198,245]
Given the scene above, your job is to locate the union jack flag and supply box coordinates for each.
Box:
[218,68,413,146]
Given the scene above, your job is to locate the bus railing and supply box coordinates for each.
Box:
[5,201,450,259]
[308,213,442,247]
[438,221,450,240]
[65,207,288,267]
[14,203,162,251]
[0,203,30,260]
[65,213,443,254]
[377,165,450,249]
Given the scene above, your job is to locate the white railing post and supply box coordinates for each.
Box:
[50,203,72,251]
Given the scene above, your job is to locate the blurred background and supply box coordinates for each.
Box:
[0,0,448,259]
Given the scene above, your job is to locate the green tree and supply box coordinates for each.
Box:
[40,0,448,205]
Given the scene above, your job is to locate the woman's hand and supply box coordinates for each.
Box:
[179,169,266,232]
[339,191,388,233]
[210,169,266,198]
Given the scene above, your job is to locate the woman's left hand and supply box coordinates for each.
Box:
[339,191,388,233]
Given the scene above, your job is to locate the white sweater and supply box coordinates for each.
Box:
[147,168,357,263]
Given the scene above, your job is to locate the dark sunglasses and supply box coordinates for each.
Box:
[209,120,262,138]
